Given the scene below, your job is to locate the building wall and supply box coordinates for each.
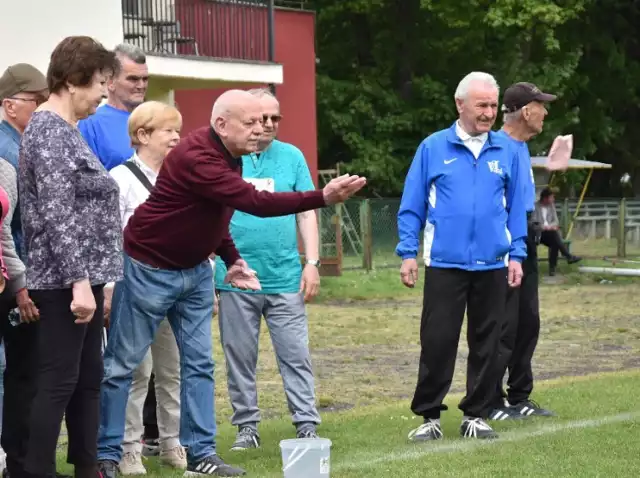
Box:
[0,0,123,74]
[174,8,318,183]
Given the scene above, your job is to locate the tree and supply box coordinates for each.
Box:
[310,0,640,197]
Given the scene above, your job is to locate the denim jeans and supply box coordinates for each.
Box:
[98,253,216,465]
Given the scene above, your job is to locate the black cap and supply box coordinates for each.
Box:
[502,82,557,113]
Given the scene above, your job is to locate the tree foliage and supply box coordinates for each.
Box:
[309,0,640,197]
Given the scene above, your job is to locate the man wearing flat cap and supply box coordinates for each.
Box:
[486,81,575,421]
[0,63,53,477]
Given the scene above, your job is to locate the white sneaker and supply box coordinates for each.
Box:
[119,450,147,475]
[160,445,187,469]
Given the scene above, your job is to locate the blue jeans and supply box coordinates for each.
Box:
[98,253,216,465]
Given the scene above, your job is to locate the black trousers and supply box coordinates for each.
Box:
[24,286,104,477]
[540,229,571,270]
[0,289,41,478]
[143,373,159,440]
[411,267,508,419]
[492,232,540,408]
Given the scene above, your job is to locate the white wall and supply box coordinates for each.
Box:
[0,0,123,74]
[0,0,281,87]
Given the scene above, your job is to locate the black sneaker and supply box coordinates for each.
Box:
[460,418,498,439]
[97,460,118,478]
[488,406,524,421]
[184,455,245,476]
[510,399,555,417]
[568,255,582,265]
[230,427,260,451]
[407,419,444,442]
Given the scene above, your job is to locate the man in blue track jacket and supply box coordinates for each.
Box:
[396,72,527,441]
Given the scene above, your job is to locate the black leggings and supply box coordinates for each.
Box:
[24,286,104,477]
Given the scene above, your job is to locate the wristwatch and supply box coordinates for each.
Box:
[306,259,321,267]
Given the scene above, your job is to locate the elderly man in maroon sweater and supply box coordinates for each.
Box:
[96,90,366,478]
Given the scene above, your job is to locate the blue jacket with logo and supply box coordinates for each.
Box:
[396,122,527,271]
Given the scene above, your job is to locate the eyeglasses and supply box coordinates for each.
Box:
[7,96,46,106]
[262,114,282,124]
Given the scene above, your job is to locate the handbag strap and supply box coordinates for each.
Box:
[123,160,154,192]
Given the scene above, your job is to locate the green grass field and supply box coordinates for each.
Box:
[54,239,640,476]
[57,371,640,477]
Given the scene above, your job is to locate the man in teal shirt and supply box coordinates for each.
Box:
[215,88,322,450]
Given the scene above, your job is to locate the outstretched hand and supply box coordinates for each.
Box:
[322,174,367,205]
[224,259,262,291]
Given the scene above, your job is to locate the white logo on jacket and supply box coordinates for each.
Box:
[487,160,503,175]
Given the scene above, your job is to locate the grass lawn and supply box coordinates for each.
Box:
[57,371,640,477]
[54,237,640,476]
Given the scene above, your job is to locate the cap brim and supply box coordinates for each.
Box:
[534,92,557,103]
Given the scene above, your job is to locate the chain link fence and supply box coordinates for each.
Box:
[318,198,640,271]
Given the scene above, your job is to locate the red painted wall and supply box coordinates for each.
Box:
[174,8,318,183]
[174,0,269,61]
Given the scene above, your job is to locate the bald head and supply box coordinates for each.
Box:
[211,89,258,123]
[211,89,263,157]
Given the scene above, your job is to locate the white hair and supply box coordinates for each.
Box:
[454,72,499,100]
[503,109,523,124]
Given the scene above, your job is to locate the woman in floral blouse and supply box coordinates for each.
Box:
[18,36,122,478]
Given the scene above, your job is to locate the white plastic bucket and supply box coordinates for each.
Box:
[280,438,332,478]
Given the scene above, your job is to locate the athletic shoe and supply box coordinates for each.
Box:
[407,419,444,442]
[488,406,524,421]
[296,428,319,439]
[183,455,245,476]
[160,446,188,469]
[97,461,119,478]
[230,427,260,451]
[460,418,498,439]
[141,438,159,457]
[119,450,146,475]
[568,255,582,264]
[510,399,555,417]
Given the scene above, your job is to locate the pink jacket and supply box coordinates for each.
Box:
[0,186,9,279]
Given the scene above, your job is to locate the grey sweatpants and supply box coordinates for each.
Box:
[218,291,321,429]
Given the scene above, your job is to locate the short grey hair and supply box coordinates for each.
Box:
[246,87,276,99]
[503,109,523,124]
[113,43,146,76]
[454,72,499,100]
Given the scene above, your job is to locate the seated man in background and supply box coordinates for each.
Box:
[534,187,581,276]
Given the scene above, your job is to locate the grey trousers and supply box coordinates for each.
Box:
[218,291,321,429]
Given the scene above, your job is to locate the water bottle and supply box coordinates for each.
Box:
[8,307,20,327]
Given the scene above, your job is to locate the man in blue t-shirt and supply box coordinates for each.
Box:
[488,82,561,421]
[215,88,322,449]
[78,43,149,170]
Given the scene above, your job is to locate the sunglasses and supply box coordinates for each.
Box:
[262,114,282,124]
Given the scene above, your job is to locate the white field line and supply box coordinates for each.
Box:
[334,411,640,471]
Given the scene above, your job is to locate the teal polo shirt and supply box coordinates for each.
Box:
[215,140,315,294]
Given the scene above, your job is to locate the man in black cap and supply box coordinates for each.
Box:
[487,81,570,421]
[0,63,68,478]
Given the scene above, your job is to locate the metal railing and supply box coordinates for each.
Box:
[122,0,274,62]
[319,198,640,271]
